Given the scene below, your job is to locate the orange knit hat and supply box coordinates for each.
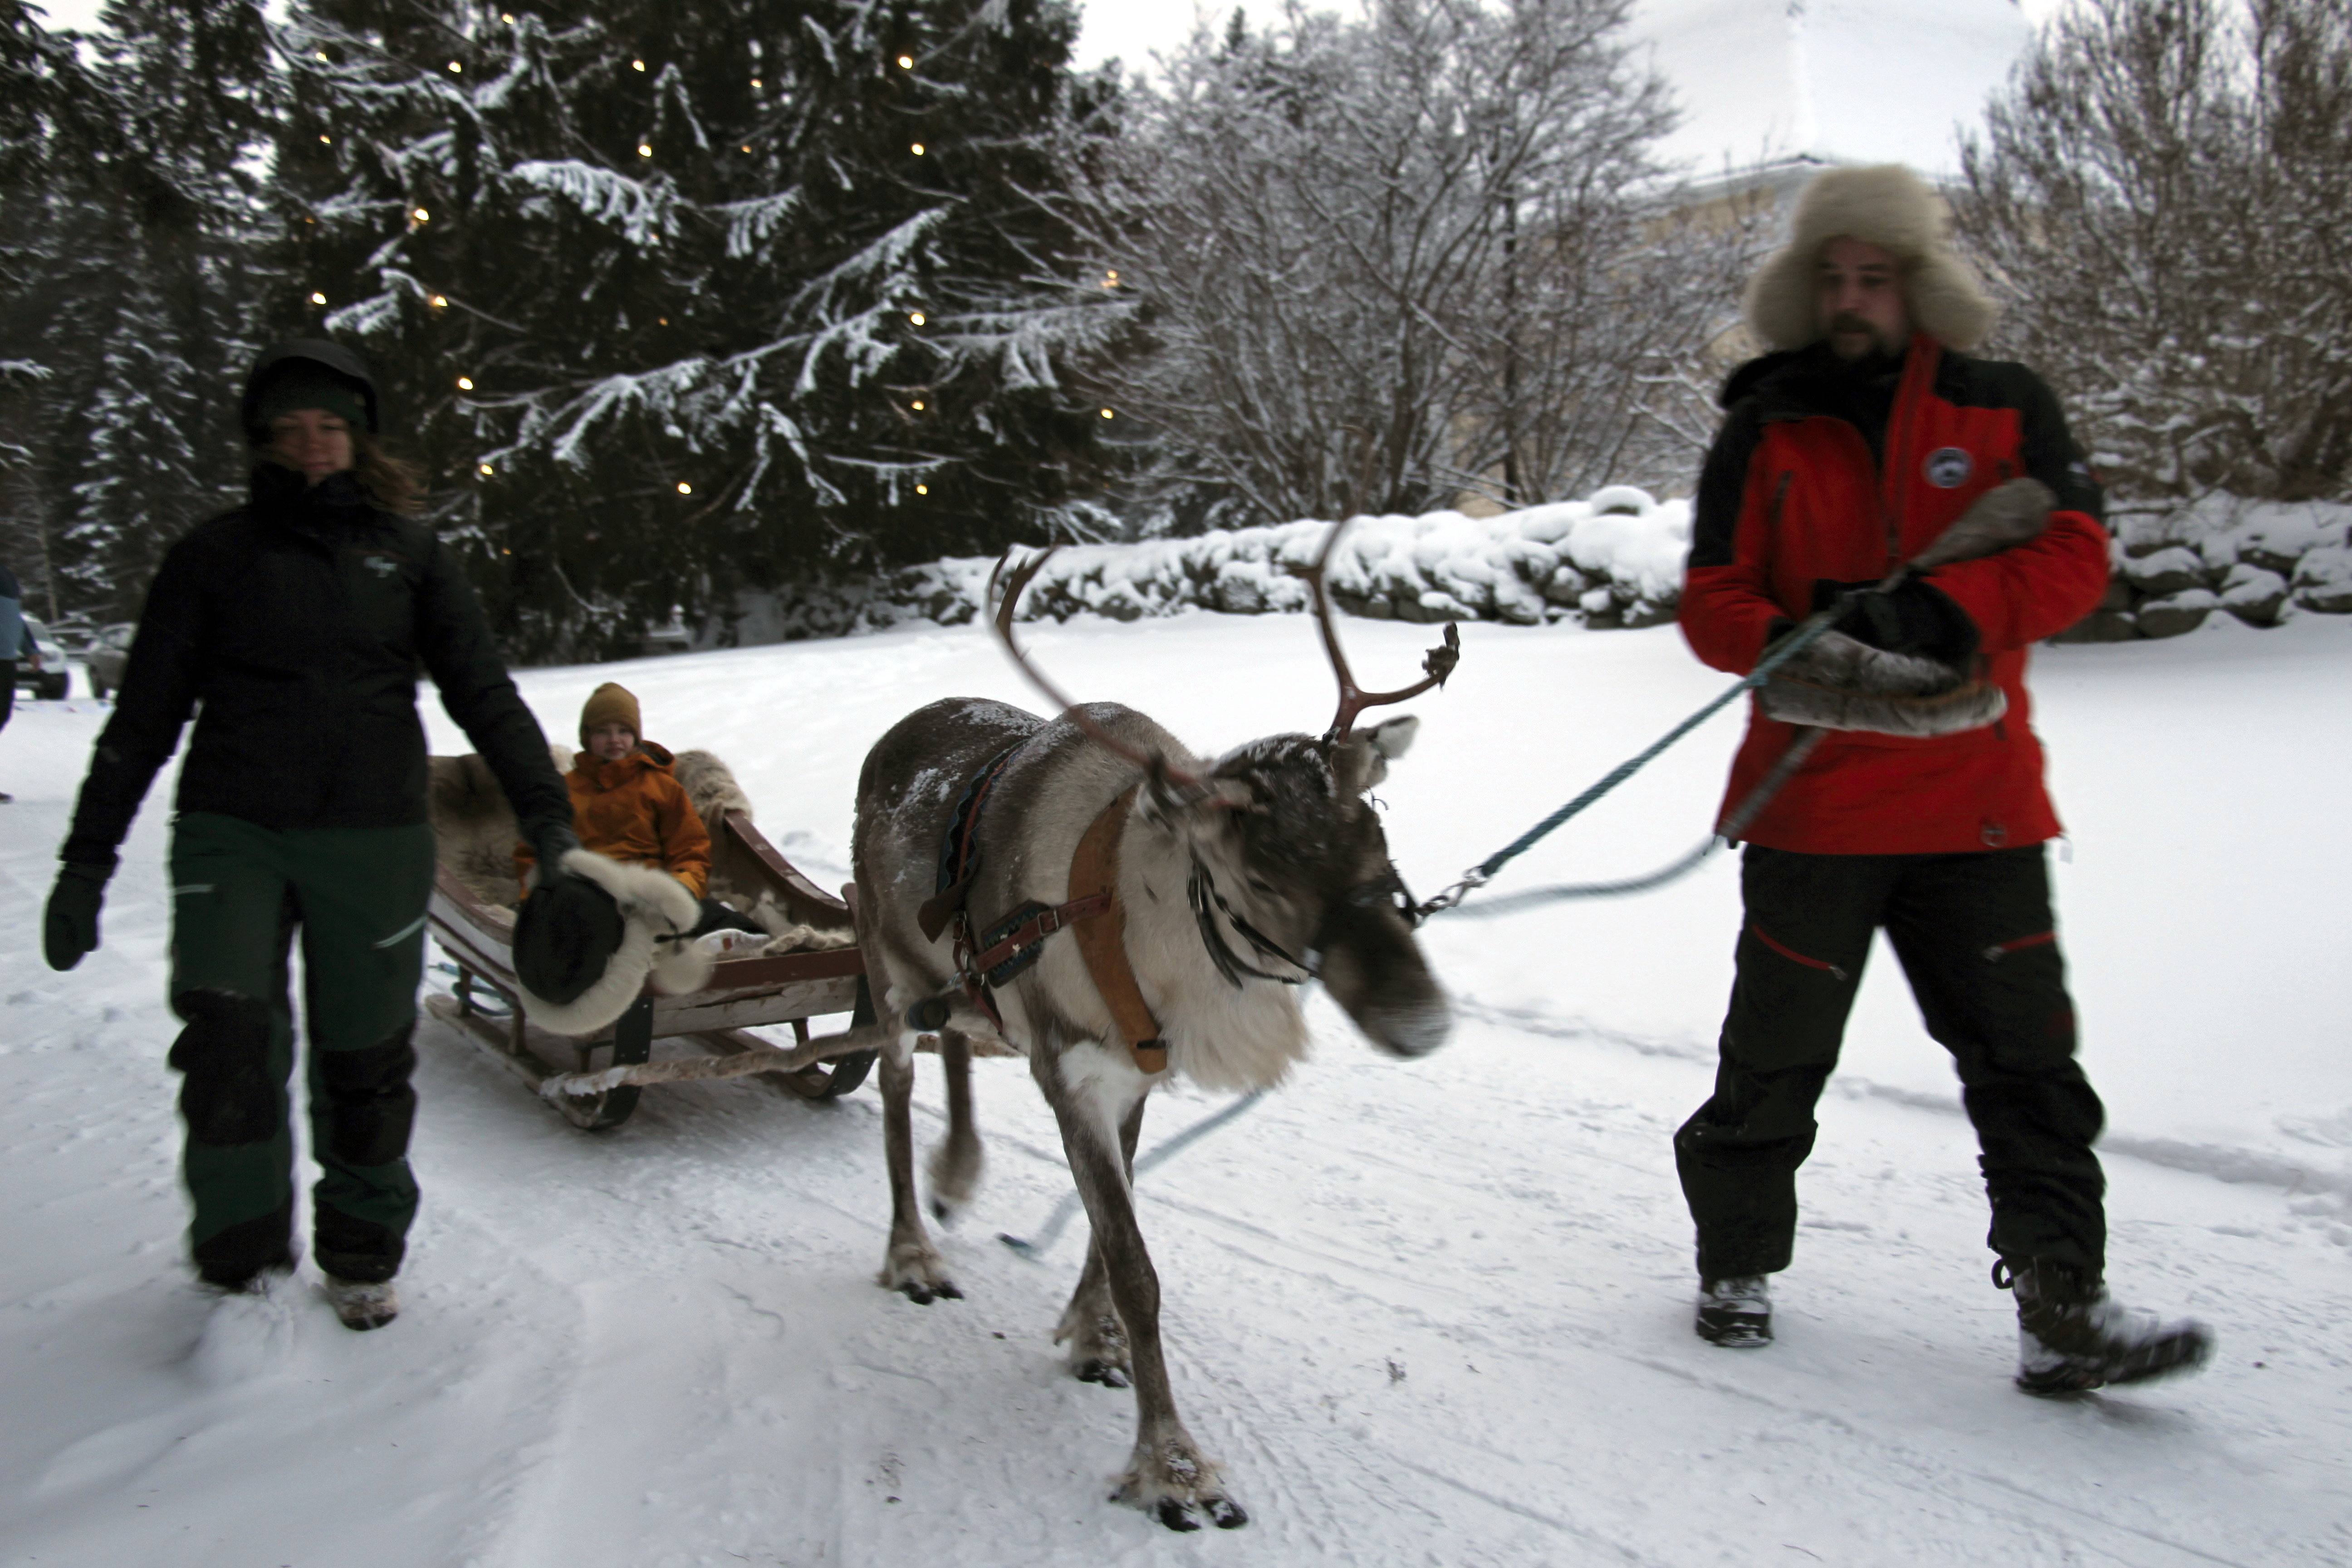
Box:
[579,681,642,747]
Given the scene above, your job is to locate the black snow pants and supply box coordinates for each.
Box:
[168,812,436,1287]
[1674,843,2107,1281]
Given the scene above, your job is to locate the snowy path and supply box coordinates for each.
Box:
[2,611,2347,1565]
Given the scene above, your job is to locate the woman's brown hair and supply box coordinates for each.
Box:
[350,429,423,514]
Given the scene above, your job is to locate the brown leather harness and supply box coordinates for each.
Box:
[918,756,1166,1074]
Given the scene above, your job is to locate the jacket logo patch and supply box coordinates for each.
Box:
[1924,447,1974,489]
[361,554,399,578]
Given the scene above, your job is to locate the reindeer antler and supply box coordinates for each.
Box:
[987,547,1211,792]
[1289,517,1461,741]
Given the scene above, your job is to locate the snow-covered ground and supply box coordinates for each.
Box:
[3,608,2347,1566]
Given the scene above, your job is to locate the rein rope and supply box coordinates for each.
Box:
[1413,606,1846,919]
[1001,1088,1273,1259]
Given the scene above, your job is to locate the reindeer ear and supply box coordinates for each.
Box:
[1139,765,1191,827]
[1334,714,1419,794]
[1364,714,1420,761]
[1139,767,1250,834]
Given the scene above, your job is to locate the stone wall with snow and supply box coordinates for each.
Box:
[2059,497,2352,642]
[710,487,1694,645]
[708,487,2352,649]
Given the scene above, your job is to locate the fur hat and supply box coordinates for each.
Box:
[580,681,642,747]
[1743,164,1998,353]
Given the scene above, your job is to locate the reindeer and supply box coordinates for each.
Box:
[848,524,1460,1531]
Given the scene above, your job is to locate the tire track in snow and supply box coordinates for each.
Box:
[1624,1350,2260,1568]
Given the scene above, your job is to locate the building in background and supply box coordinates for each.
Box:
[1631,0,2034,198]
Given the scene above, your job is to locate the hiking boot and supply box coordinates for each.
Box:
[324,1276,400,1332]
[1696,1274,1772,1347]
[1997,1259,2210,1396]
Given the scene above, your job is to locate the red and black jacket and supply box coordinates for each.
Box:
[1681,333,2111,855]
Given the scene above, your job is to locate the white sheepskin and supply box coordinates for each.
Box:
[745,891,858,955]
[514,849,715,1038]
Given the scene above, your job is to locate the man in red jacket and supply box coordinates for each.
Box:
[1674,165,2208,1394]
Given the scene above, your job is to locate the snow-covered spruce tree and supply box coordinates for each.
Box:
[0,0,99,616]
[277,0,1125,660]
[0,0,276,621]
[1958,0,2352,510]
[1060,0,1744,530]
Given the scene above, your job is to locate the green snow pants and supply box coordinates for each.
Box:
[167,812,436,1287]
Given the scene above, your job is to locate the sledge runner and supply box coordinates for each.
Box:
[1673,166,2210,1394]
[41,340,576,1331]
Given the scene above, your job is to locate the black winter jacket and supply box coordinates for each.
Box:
[64,463,569,860]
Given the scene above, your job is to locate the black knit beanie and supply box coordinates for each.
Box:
[253,363,368,433]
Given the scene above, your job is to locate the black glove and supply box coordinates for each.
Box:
[528,822,582,889]
[44,856,116,971]
[1812,577,1980,661]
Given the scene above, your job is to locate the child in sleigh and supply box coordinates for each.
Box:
[516,681,762,941]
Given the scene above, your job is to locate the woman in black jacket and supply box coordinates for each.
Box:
[43,340,578,1330]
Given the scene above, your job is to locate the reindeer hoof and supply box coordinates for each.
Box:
[1153,1498,1203,1534]
[895,1278,964,1305]
[1138,1495,1246,1532]
[1073,1358,1130,1388]
[1114,1438,1244,1533]
[879,1243,961,1304]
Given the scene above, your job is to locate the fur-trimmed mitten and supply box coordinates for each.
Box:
[1760,628,2007,737]
[515,849,717,1037]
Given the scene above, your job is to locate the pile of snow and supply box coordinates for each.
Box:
[715,486,1693,645]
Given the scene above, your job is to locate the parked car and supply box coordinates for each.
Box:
[640,613,694,657]
[43,617,99,657]
[82,622,136,700]
[14,617,71,700]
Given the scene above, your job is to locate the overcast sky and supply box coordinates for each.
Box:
[29,2,2080,68]
[1081,0,2076,74]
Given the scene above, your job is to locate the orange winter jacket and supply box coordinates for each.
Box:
[515,740,711,897]
[1681,335,2112,855]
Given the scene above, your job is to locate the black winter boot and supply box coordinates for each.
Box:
[1998,1259,2211,1396]
[1696,1275,1772,1347]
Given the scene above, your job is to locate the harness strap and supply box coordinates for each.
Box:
[919,740,1025,942]
[967,891,1114,975]
[936,784,1167,1077]
[1068,788,1168,1075]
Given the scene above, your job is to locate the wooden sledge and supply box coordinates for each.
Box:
[425,802,881,1131]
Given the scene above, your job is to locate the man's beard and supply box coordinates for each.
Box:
[1825,312,1901,362]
